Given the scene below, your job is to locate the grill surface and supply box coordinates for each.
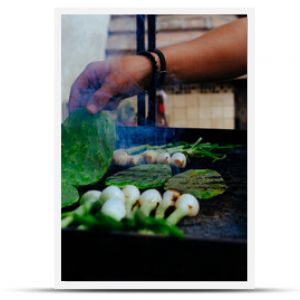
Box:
[62,127,247,281]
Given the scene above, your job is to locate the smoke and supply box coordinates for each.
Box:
[116,125,178,150]
[61,14,110,120]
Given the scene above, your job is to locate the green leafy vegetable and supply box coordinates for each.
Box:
[67,210,184,238]
[165,169,227,200]
[61,181,79,208]
[62,109,116,186]
[61,109,115,208]
[133,210,184,238]
[105,164,172,189]
[73,212,125,231]
[166,194,200,224]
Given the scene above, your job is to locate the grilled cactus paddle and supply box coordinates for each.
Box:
[105,164,172,189]
[61,109,116,207]
[61,181,79,208]
[164,169,227,200]
[62,109,115,186]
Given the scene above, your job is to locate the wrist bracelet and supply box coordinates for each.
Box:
[153,49,167,86]
[137,51,158,92]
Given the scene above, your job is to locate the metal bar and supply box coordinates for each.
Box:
[147,15,156,51]
[147,15,157,126]
[136,15,146,126]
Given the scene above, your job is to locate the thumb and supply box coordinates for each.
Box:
[86,84,114,114]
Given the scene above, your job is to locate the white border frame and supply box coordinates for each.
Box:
[55,8,254,289]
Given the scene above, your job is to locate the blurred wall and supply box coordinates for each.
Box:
[106,15,239,129]
[61,15,109,120]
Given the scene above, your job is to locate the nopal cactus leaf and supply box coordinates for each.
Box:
[61,109,116,207]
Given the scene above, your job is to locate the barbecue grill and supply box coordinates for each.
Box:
[61,15,247,282]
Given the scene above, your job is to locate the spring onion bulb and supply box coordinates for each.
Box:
[99,186,125,205]
[155,190,181,219]
[166,194,200,224]
[171,152,187,168]
[122,185,140,218]
[101,198,126,221]
[61,216,74,228]
[80,190,102,210]
[143,150,158,164]
[77,224,89,231]
[113,149,130,166]
[61,190,102,229]
[139,189,162,217]
[156,152,171,164]
[128,154,144,166]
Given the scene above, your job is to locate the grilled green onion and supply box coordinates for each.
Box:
[155,190,180,219]
[122,185,140,218]
[101,198,126,221]
[167,194,200,224]
[139,189,162,217]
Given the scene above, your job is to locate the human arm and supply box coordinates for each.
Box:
[68,18,247,114]
[161,17,247,83]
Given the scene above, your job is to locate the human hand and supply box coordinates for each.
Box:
[68,55,152,114]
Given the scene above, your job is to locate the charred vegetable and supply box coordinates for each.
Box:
[143,150,158,164]
[61,181,80,208]
[123,185,140,218]
[61,185,185,238]
[138,189,162,217]
[128,154,144,166]
[155,190,180,219]
[171,152,187,168]
[105,164,172,189]
[156,152,171,164]
[123,137,238,163]
[164,169,227,200]
[167,194,200,224]
[112,149,129,166]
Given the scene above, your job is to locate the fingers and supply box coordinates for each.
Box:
[86,84,115,114]
[104,96,123,111]
[68,84,81,112]
[68,60,125,114]
[68,72,89,112]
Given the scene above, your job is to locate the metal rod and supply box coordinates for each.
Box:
[136,15,146,126]
[147,15,157,126]
[147,15,156,51]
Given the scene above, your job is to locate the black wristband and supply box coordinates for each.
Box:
[137,51,158,92]
[153,49,167,86]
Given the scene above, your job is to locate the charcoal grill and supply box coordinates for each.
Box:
[61,15,248,282]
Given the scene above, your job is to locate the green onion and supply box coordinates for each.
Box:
[167,194,200,225]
